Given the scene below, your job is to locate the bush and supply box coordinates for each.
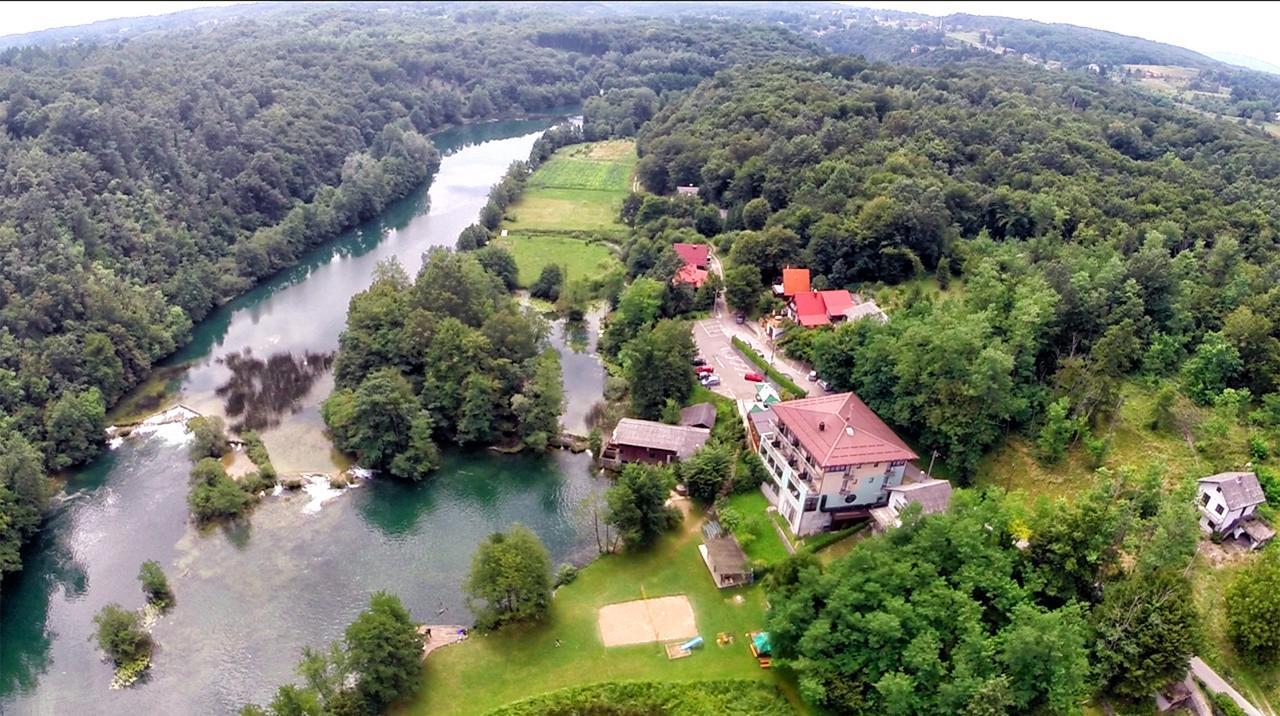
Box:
[1226,551,1280,662]
[731,337,806,399]
[1250,436,1270,462]
[488,680,794,716]
[241,430,277,482]
[553,564,579,588]
[188,457,254,522]
[138,560,174,610]
[188,416,229,460]
[93,604,151,665]
[530,264,564,301]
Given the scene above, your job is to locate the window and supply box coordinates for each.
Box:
[1216,504,1225,515]
[804,497,818,512]
[1201,492,1211,506]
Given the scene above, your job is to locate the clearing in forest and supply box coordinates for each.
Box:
[504,139,636,235]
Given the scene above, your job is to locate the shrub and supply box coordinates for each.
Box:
[188,458,254,522]
[138,560,173,610]
[553,564,578,588]
[93,604,150,665]
[188,416,229,460]
[1226,551,1280,662]
[530,264,564,301]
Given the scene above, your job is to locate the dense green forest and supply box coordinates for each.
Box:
[636,57,1280,475]
[0,5,820,576]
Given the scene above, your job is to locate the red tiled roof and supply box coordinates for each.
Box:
[817,290,854,316]
[792,292,830,327]
[782,268,810,297]
[673,243,709,268]
[674,265,708,287]
[770,392,917,467]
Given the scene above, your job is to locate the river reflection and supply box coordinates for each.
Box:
[215,349,335,431]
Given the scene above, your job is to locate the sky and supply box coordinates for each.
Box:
[1,1,248,36]
[855,1,1280,69]
[3,1,1280,70]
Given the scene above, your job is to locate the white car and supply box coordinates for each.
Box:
[817,379,832,392]
[701,374,721,387]
[807,370,818,382]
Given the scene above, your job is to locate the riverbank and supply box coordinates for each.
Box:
[0,118,606,715]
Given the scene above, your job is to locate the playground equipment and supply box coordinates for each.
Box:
[747,631,773,669]
[679,636,704,651]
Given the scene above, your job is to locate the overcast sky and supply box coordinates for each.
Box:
[4,1,1280,70]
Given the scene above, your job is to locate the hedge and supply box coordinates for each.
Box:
[732,337,807,400]
[486,680,794,716]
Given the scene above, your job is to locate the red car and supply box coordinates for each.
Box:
[744,372,765,382]
[696,365,715,375]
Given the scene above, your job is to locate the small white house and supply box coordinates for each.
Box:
[1197,471,1275,550]
[870,478,953,532]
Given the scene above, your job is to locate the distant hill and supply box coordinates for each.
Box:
[0,2,289,49]
[1209,51,1280,77]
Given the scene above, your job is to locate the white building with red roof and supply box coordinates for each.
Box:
[756,391,924,536]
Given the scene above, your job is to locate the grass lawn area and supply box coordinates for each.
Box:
[504,139,636,236]
[495,233,619,288]
[398,505,808,716]
[974,381,1249,501]
[722,490,791,565]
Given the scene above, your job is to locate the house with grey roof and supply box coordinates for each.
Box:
[600,418,710,469]
[869,478,954,532]
[679,403,717,430]
[1197,471,1275,550]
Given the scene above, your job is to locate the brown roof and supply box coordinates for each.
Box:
[679,403,717,430]
[781,268,810,297]
[609,418,710,459]
[888,478,953,515]
[1200,472,1266,510]
[770,392,917,468]
[703,537,750,576]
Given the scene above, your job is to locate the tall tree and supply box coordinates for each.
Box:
[465,524,553,630]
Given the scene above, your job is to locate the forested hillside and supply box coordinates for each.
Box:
[0,5,820,576]
[637,57,1280,474]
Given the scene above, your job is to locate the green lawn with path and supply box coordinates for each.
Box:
[396,503,807,716]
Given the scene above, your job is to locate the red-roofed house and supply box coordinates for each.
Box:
[787,289,887,328]
[674,264,709,288]
[755,392,924,536]
[673,243,709,270]
[780,268,810,297]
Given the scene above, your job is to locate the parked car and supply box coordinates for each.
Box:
[735,312,746,325]
[695,365,715,375]
[692,357,707,366]
[817,379,832,392]
[701,374,721,387]
[744,372,765,383]
[807,370,818,382]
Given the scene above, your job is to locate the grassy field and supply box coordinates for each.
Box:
[495,233,618,288]
[974,381,1251,501]
[721,490,790,565]
[504,139,636,236]
[1190,550,1280,713]
[397,503,806,716]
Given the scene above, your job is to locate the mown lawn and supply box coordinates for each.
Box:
[397,504,807,716]
[721,490,790,565]
[504,140,636,235]
[495,233,619,288]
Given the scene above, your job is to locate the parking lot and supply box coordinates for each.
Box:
[693,318,769,402]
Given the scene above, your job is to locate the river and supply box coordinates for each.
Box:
[0,116,609,715]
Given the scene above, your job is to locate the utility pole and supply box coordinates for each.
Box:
[927,450,938,478]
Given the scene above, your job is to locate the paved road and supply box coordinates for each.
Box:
[693,318,759,401]
[706,247,820,390]
[1191,656,1268,716]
